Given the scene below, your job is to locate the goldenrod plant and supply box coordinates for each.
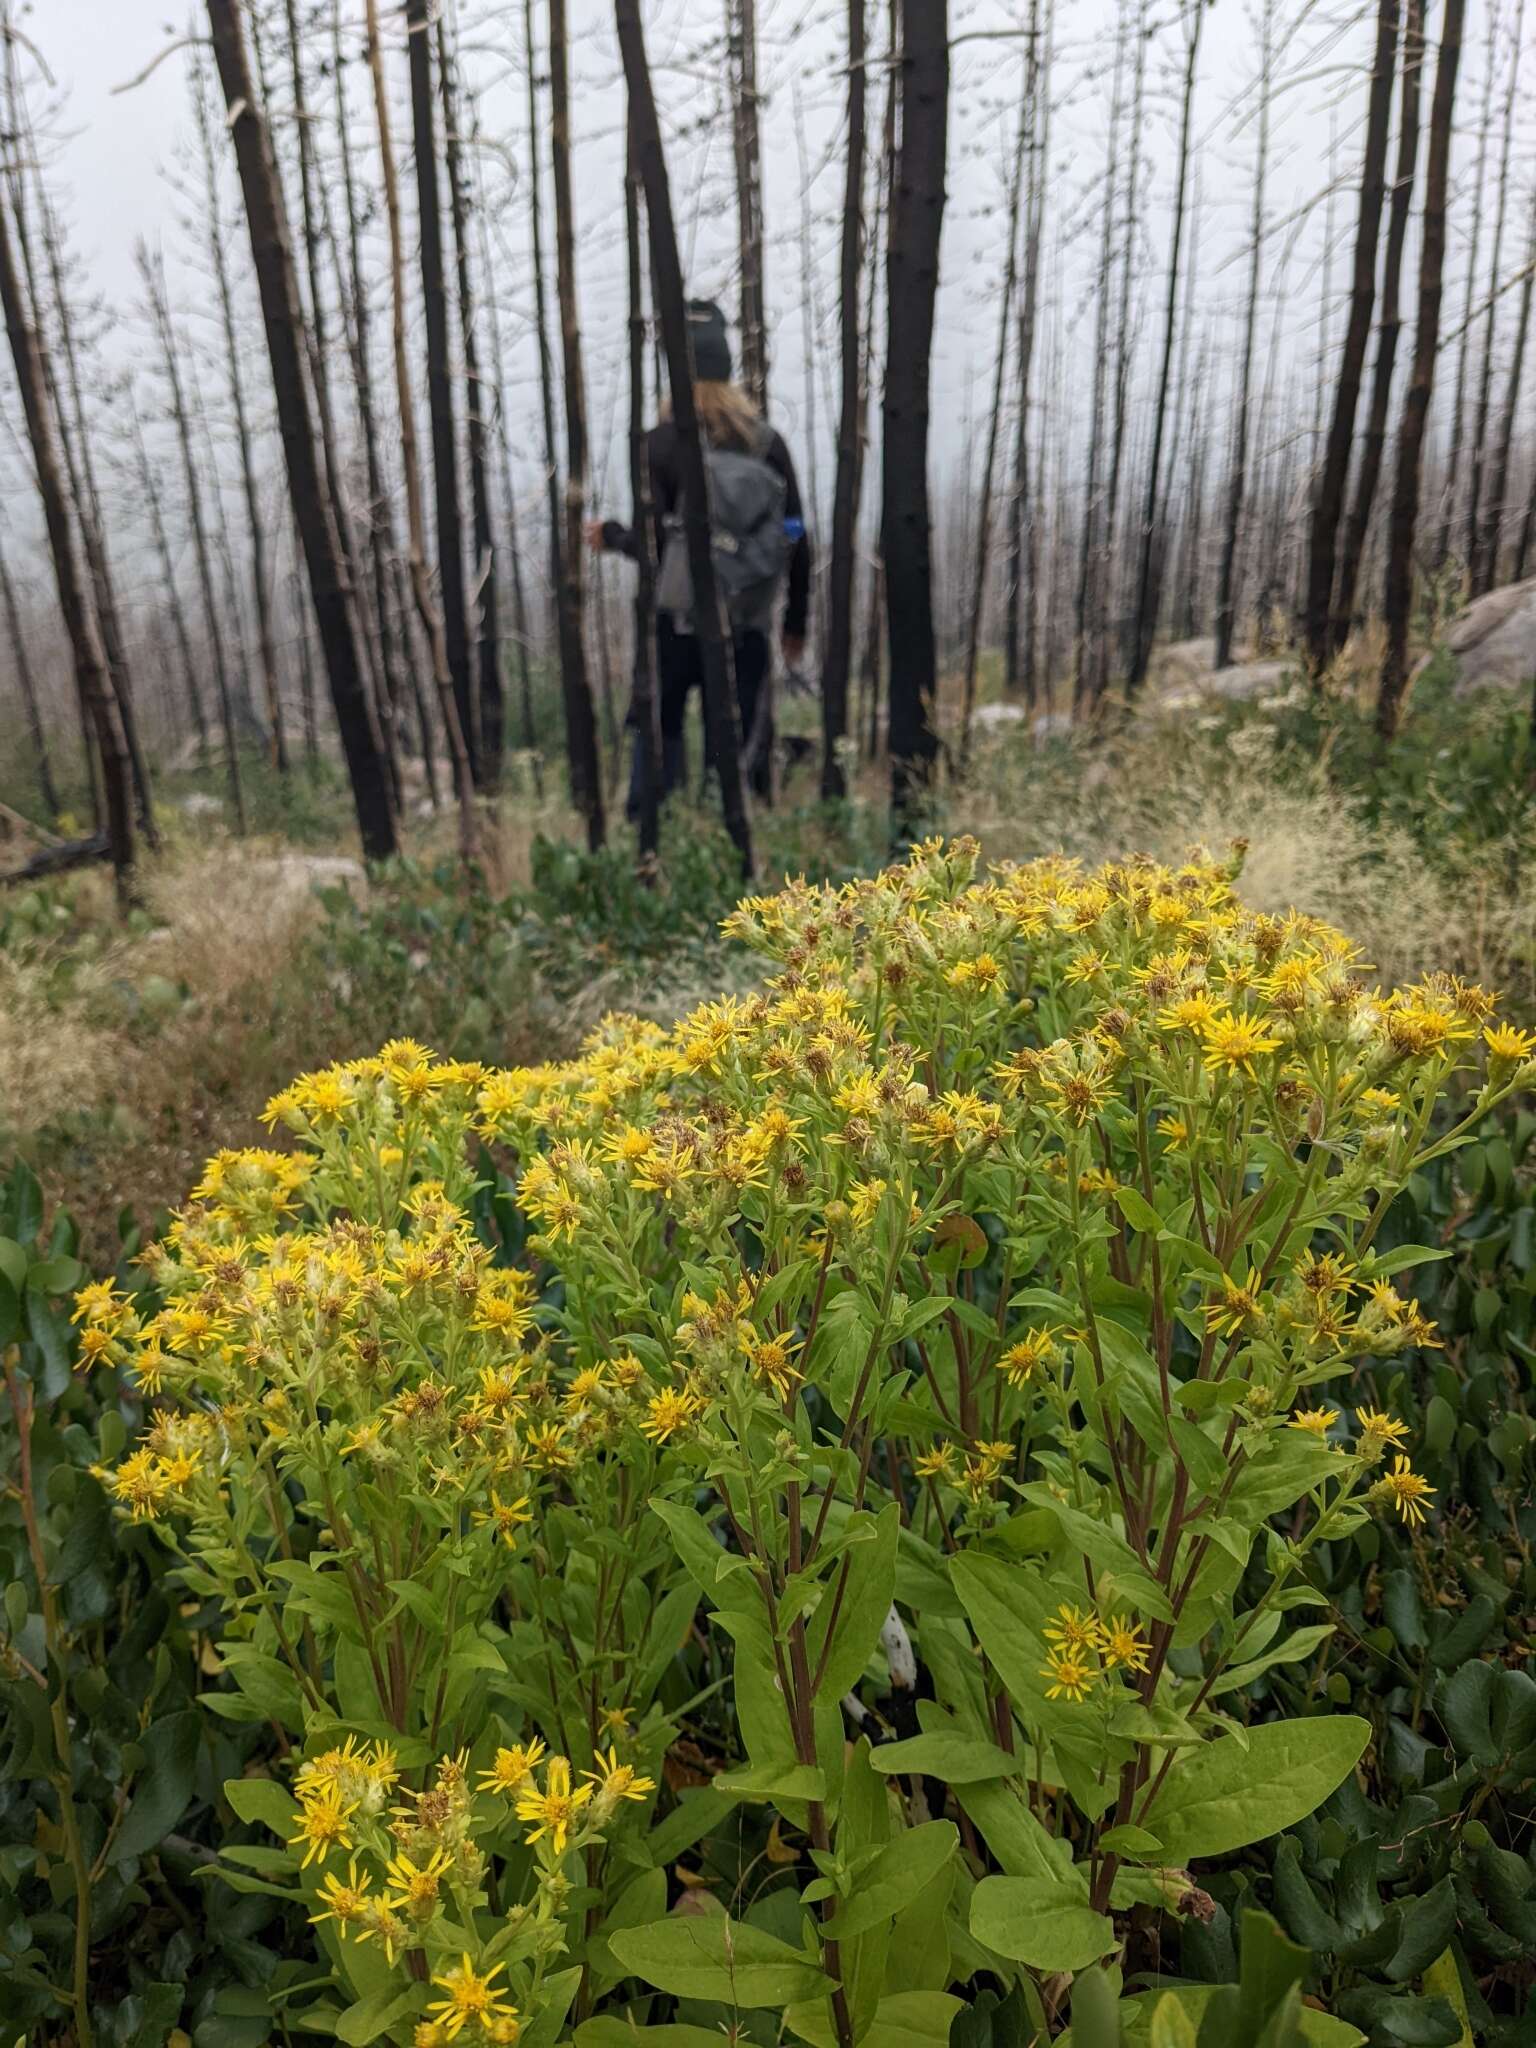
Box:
[79,837,1528,2045]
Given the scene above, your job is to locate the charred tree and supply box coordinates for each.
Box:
[1303,0,1399,675]
[548,0,606,848]
[0,527,59,817]
[1435,6,1495,568]
[204,0,398,859]
[1378,0,1464,739]
[1488,188,1536,586]
[129,392,208,755]
[1003,0,1048,703]
[883,0,948,830]
[1332,0,1424,650]
[616,0,754,875]
[820,0,865,798]
[1464,0,1523,594]
[728,0,768,410]
[626,112,661,863]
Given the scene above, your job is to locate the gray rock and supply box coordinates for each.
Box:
[1439,576,1536,696]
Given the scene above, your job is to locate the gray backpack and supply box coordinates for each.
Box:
[655,427,789,634]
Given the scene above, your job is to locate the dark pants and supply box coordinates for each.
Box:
[630,617,771,815]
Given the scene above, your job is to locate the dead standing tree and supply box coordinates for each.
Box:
[626,111,661,864]
[204,0,398,860]
[1464,0,1524,594]
[883,0,948,833]
[616,0,755,877]
[548,0,606,849]
[1378,0,1465,739]
[1303,0,1399,676]
[728,0,769,411]
[0,177,134,892]
[363,0,480,863]
[820,0,865,799]
[1003,0,1049,706]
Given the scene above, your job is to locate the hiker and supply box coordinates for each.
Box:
[585,299,811,805]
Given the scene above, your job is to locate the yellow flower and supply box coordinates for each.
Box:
[1372,1455,1435,1528]
[289,1781,358,1869]
[1286,1407,1339,1437]
[1204,1278,1261,1340]
[1199,1010,1282,1077]
[309,1856,373,1931]
[583,1744,656,1809]
[384,1845,453,1920]
[1043,1604,1104,1654]
[515,1754,593,1855]
[847,1177,889,1228]
[995,1327,1060,1388]
[1040,1643,1096,1703]
[478,1739,547,1797]
[426,1954,519,2041]
[1483,1022,1535,1062]
[1101,1617,1150,1674]
[109,1449,171,1521]
[745,1333,803,1396]
[1354,1406,1410,1457]
[473,1488,533,1549]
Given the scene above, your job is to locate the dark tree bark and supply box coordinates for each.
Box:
[1102,0,1147,695]
[1213,0,1273,670]
[820,0,866,799]
[439,15,504,791]
[140,246,247,833]
[1477,186,1536,591]
[1464,0,1523,595]
[0,530,59,817]
[729,0,768,410]
[1071,9,1125,718]
[548,0,606,848]
[616,0,754,876]
[0,185,133,895]
[959,81,1029,769]
[193,47,286,772]
[204,0,398,860]
[128,390,207,757]
[883,0,948,831]
[364,0,480,863]
[525,0,565,687]
[626,111,661,865]
[1332,0,1423,650]
[1434,6,1495,569]
[1125,0,1205,695]
[1378,0,1465,740]
[1303,0,1399,675]
[405,0,478,785]
[1003,0,1048,704]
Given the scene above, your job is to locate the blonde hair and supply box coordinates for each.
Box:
[661,379,762,452]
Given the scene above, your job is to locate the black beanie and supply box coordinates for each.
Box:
[685,299,733,383]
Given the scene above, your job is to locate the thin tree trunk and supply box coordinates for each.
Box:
[1435,4,1495,569]
[1332,0,1424,650]
[0,184,133,893]
[548,0,606,848]
[626,111,661,865]
[128,392,208,758]
[525,0,565,712]
[139,247,247,832]
[439,14,504,792]
[884,0,948,832]
[1004,0,1048,703]
[729,0,768,410]
[0,529,59,816]
[959,82,1029,770]
[205,0,398,860]
[1477,187,1536,591]
[1125,0,1205,695]
[1072,12,1125,718]
[821,0,865,798]
[1378,0,1465,739]
[1465,0,1523,595]
[364,0,479,863]
[616,0,753,876]
[1303,0,1399,674]
[1213,0,1273,669]
[1102,0,1147,692]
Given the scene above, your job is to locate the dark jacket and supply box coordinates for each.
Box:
[600,419,811,641]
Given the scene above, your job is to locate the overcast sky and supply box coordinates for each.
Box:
[10,0,1530,543]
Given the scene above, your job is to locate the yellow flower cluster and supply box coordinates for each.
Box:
[1039,1603,1151,1702]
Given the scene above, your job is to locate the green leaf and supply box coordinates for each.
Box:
[1115,1186,1163,1235]
[789,1991,964,2048]
[1208,1625,1336,1697]
[335,1986,423,2046]
[825,1821,958,1939]
[51,1474,109,1587]
[869,1732,1021,1783]
[1098,1824,1164,1860]
[715,1763,826,1802]
[222,1774,298,1838]
[810,1503,900,1703]
[113,1710,201,1864]
[609,1915,831,2007]
[1142,1717,1369,1861]
[1067,1967,1122,2048]
[577,2026,730,2048]
[969,1876,1116,1973]
[0,1267,20,1349]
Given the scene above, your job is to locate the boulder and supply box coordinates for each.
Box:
[1438,576,1536,696]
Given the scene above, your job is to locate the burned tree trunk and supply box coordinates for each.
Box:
[204,0,398,860]
[364,0,480,862]
[1378,0,1464,740]
[439,16,504,792]
[404,0,478,786]
[549,0,606,849]
[820,0,865,799]
[1303,0,1399,675]
[1435,7,1495,569]
[616,0,754,875]
[626,112,661,863]
[1483,187,1536,588]
[140,246,247,833]
[1332,0,1423,650]
[0,530,59,818]
[1125,0,1205,696]
[1003,0,1048,703]
[0,184,133,894]
[883,0,948,831]
[1464,0,1523,596]
[729,0,769,410]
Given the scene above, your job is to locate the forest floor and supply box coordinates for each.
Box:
[6,630,1535,1259]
